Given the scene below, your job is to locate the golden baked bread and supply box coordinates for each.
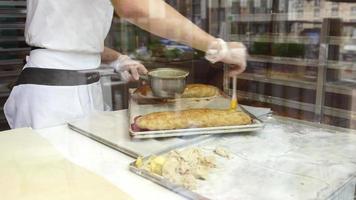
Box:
[135,84,218,98]
[136,108,251,131]
[181,84,218,98]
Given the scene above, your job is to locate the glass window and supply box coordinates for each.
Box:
[240,0,248,8]
[254,0,261,8]
[231,1,240,14]
[278,0,285,12]
[298,0,304,8]
[267,0,272,9]
[314,8,320,18]
[314,0,320,7]
[331,7,338,17]
[351,6,356,16]
[297,9,303,18]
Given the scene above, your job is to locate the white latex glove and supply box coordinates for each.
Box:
[109,55,148,82]
[205,38,247,76]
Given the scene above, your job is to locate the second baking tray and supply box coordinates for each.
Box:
[128,89,264,139]
[129,118,356,200]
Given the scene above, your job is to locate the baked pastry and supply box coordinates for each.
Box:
[135,108,251,131]
[181,84,218,98]
[135,84,218,98]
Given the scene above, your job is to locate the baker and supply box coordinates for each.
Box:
[4,0,247,129]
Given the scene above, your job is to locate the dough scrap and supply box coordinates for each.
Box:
[214,147,232,159]
[139,148,217,190]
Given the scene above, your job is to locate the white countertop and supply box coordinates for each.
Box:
[35,124,185,200]
[32,111,356,200]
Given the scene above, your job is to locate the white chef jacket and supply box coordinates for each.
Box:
[4,0,114,129]
[26,0,113,53]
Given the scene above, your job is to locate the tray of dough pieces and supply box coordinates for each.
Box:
[128,84,264,139]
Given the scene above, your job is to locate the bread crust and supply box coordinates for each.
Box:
[181,84,218,98]
[136,108,252,131]
[135,84,218,98]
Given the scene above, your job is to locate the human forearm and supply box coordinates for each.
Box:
[111,0,216,52]
[111,0,247,76]
[101,47,148,81]
[101,47,121,63]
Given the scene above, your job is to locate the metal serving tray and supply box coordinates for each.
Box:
[128,89,264,139]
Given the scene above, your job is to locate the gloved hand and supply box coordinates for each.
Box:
[205,38,247,76]
[109,55,148,82]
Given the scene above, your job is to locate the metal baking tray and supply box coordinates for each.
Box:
[129,162,208,200]
[128,89,264,139]
[67,111,211,158]
[129,118,356,200]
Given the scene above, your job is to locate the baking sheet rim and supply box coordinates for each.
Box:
[130,126,264,139]
[130,120,263,134]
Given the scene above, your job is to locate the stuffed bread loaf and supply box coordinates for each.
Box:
[136,108,252,131]
[135,84,218,98]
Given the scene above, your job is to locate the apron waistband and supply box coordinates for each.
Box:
[30,46,45,51]
[15,67,100,86]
